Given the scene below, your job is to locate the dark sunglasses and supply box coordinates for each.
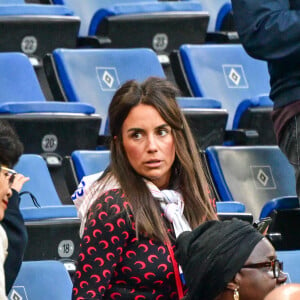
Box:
[242,259,283,279]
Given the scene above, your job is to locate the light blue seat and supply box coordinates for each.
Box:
[175,44,274,144]
[48,48,165,135]
[216,201,245,213]
[277,250,300,283]
[0,52,100,157]
[15,154,77,220]
[206,145,297,220]
[71,150,110,182]
[8,260,72,300]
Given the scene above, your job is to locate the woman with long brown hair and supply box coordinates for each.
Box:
[72,77,217,300]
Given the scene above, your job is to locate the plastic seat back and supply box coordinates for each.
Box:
[8,260,72,300]
[50,48,165,135]
[206,145,296,220]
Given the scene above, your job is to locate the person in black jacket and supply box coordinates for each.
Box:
[0,121,29,294]
[231,0,300,198]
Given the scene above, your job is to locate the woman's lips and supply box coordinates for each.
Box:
[145,160,162,168]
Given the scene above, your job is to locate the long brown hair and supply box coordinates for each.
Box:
[106,77,217,242]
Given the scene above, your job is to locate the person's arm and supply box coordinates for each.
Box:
[2,174,29,294]
[72,190,133,299]
[231,0,300,60]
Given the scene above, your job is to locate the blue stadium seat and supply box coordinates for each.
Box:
[53,0,158,37]
[260,196,300,219]
[205,145,297,220]
[15,154,81,265]
[8,260,73,300]
[45,48,165,136]
[216,201,245,213]
[0,52,101,158]
[15,154,77,220]
[46,47,230,150]
[53,0,209,62]
[71,150,110,182]
[171,44,275,144]
[177,97,228,148]
[277,250,300,283]
[183,0,232,32]
[0,2,79,66]
[216,201,253,223]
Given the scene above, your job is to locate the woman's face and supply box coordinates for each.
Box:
[237,238,287,300]
[122,104,176,189]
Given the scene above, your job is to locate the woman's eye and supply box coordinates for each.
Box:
[158,129,168,136]
[132,132,143,139]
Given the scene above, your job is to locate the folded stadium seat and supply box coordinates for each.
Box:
[0,52,101,160]
[171,44,276,145]
[63,149,110,196]
[45,48,231,152]
[53,0,208,53]
[8,260,72,300]
[216,201,253,223]
[205,145,297,222]
[183,0,238,43]
[52,0,210,87]
[277,250,300,283]
[14,154,81,270]
[0,1,79,67]
[176,97,228,149]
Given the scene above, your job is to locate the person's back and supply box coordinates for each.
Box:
[264,283,300,300]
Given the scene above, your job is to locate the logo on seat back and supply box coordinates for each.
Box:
[250,165,276,189]
[222,64,249,88]
[9,286,28,300]
[96,67,120,91]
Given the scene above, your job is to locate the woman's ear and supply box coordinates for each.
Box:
[226,273,241,291]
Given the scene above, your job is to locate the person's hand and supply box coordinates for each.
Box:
[11,173,30,192]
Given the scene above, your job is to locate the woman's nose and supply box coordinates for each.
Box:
[147,135,158,152]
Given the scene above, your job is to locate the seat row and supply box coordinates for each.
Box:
[0,0,236,67]
[0,44,275,159]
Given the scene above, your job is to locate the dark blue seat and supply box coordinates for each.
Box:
[0,52,101,158]
[172,44,275,144]
[0,1,79,66]
[177,97,228,148]
[260,196,300,219]
[8,260,73,300]
[205,145,297,220]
